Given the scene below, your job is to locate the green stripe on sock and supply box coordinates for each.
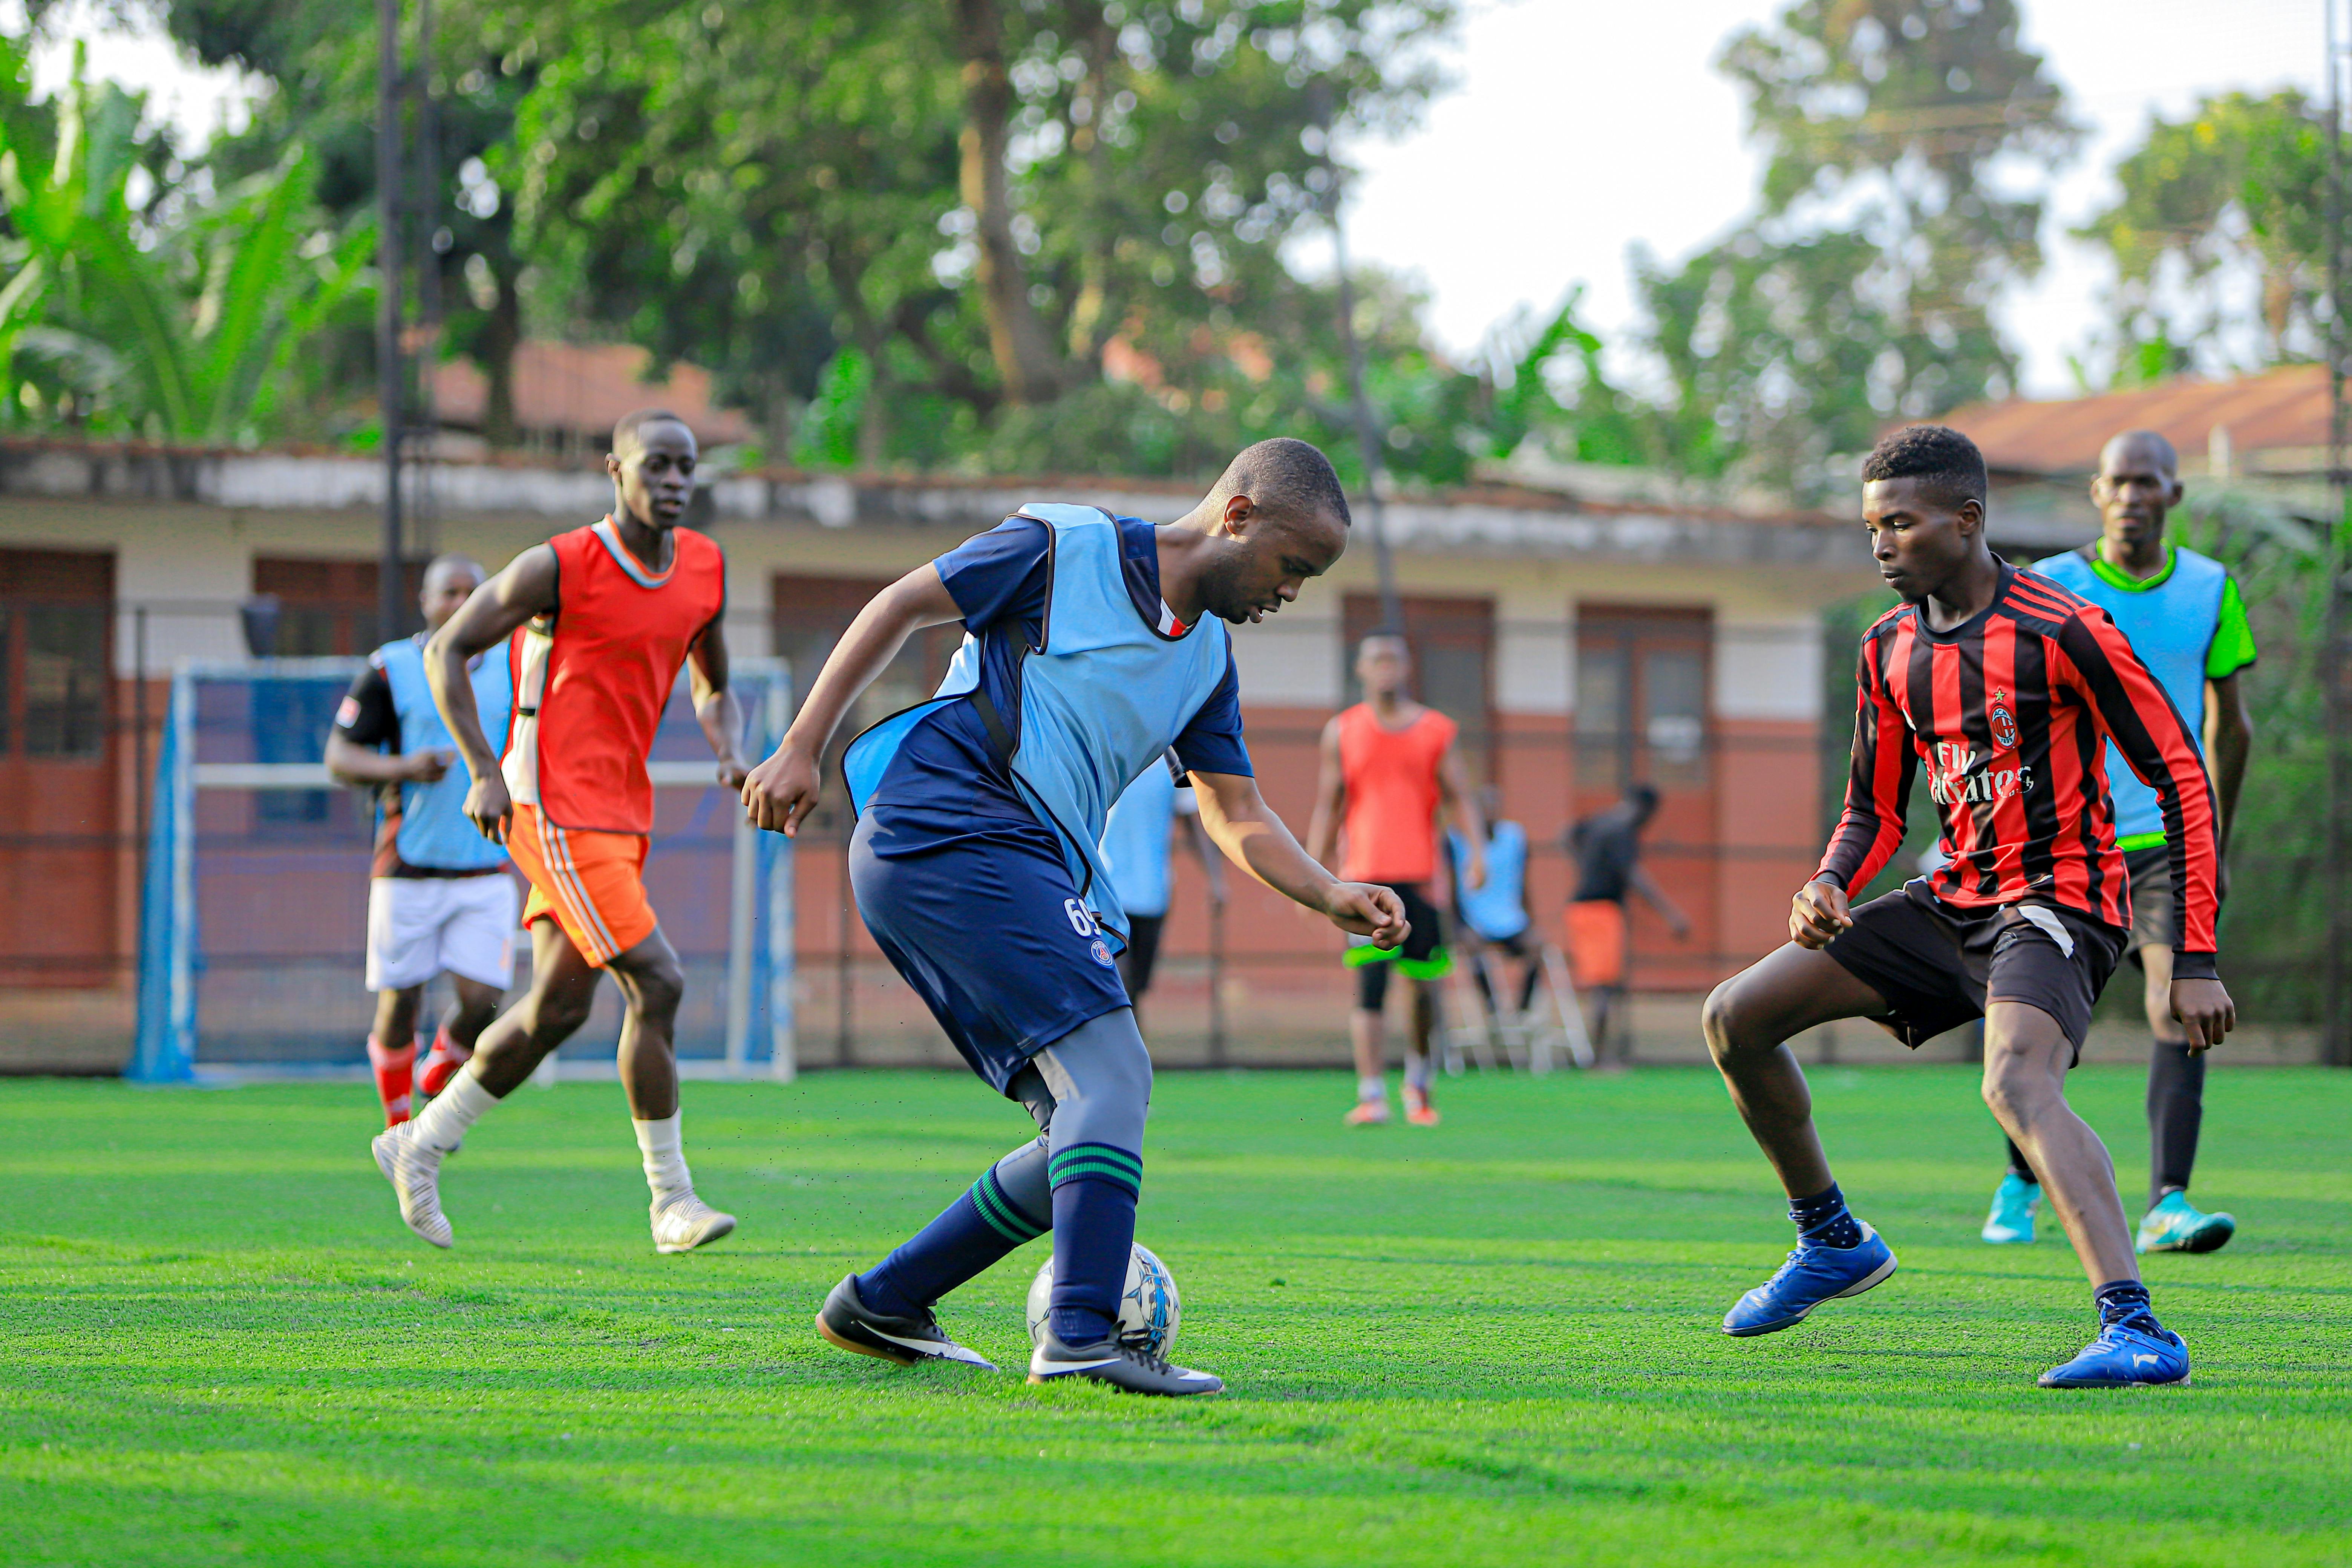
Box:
[1048,1159,1143,1190]
[969,1173,1042,1243]
[1049,1146,1142,1181]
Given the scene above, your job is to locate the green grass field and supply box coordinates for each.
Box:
[3,1065,2347,1567]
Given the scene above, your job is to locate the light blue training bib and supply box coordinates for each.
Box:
[2032,547,2225,845]
[377,637,513,872]
[845,504,1233,948]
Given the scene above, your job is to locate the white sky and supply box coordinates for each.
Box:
[1342,0,2328,396]
[16,0,2332,400]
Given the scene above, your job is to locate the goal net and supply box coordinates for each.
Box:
[131,658,795,1083]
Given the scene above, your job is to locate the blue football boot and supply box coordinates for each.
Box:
[1722,1222,1898,1336]
[1981,1173,2040,1244]
[2038,1321,2191,1388]
[2136,1191,2236,1255]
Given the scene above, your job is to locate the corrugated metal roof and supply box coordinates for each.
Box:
[1939,364,2329,476]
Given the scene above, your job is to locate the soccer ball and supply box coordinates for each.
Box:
[1025,1243,1181,1358]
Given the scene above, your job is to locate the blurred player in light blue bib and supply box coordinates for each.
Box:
[1448,790,1540,1030]
[326,555,515,1128]
[1099,753,1225,1021]
[1980,430,2254,1255]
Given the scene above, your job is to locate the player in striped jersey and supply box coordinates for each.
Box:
[1702,425,2234,1389]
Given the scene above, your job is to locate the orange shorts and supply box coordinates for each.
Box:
[506,803,657,967]
[1564,899,1628,991]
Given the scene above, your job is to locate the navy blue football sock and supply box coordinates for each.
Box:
[2094,1279,2163,1335]
[1047,1142,1142,1346]
[859,1159,1049,1318]
[1788,1182,1864,1249]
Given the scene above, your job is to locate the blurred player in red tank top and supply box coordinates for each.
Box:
[367,409,753,1258]
[1308,632,1485,1127]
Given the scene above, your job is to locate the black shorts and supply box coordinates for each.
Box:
[1347,880,1449,1009]
[1823,883,2125,1060]
[2123,844,2174,957]
[1118,912,1166,1000]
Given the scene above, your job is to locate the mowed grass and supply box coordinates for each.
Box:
[1,1066,2347,1567]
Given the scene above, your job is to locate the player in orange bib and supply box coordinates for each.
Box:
[1307,632,1485,1127]
[368,408,752,1254]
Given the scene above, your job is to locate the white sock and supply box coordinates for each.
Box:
[1357,1075,1387,1102]
[410,1065,496,1153]
[634,1113,693,1208]
[1404,1058,1433,1094]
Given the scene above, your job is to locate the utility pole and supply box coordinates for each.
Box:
[2328,0,2351,1066]
[374,0,406,648]
[1329,200,1403,637]
[411,0,443,566]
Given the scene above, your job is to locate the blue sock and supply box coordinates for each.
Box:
[1046,1143,1142,1346]
[1788,1182,1864,1249]
[859,1162,1048,1318]
[2095,1279,2162,1335]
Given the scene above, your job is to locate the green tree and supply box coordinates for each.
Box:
[503,0,1455,466]
[1638,0,2076,495]
[0,48,369,442]
[166,0,541,445]
[2076,90,2327,380]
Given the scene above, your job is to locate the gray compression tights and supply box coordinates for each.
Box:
[992,1006,1155,1220]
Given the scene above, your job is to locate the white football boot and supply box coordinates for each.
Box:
[371,1123,453,1249]
[651,1193,736,1254]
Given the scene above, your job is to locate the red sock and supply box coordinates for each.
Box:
[367,1036,416,1126]
[417,1027,474,1098]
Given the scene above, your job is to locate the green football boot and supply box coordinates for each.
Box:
[2136,1190,2236,1254]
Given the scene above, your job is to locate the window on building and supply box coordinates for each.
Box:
[0,550,113,760]
[771,574,961,835]
[1575,606,1712,793]
[251,557,426,656]
[1340,594,1494,780]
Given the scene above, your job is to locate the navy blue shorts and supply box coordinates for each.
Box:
[850,798,1130,1095]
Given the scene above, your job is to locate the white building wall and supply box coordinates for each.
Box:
[1713,617,1824,721]
[1495,583,1571,715]
[1228,612,1342,707]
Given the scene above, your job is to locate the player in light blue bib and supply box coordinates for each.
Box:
[1977,430,2256,1254]
[744,438,1406,1396]
[326,556,516,1129]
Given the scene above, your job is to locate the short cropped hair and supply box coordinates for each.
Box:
[1860,424,1986,507]
[1213,437,1351,527]
[1357,629,1409,655]
[422,553,485,591]
[613,407,692,454]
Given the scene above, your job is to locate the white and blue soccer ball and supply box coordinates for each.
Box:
[1025,1243,1181,1357]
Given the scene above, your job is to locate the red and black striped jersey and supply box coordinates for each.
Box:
[1817,562,2220,972]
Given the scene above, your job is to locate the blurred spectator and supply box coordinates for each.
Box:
[1100,753,1224,1024]
[1564,785,1689,1063]
[1449,788,1541,1027]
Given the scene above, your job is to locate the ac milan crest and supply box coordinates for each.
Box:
[1989,688,2019,751]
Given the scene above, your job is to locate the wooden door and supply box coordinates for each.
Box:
[0,549,117,986]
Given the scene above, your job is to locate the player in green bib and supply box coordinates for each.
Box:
[1980,430,2256,1254]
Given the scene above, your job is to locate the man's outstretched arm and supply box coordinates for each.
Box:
[426,544,558,844]
[685,615,750,790]
[1436,741,1486,890]
[1191,769,1405,947]
[741,564,965,836]
[1302,716,1346,870]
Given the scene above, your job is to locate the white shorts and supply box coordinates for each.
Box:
[364,874,519,993]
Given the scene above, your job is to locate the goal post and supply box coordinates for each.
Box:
[130,658,795,1084]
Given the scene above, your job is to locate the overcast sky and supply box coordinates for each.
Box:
[17,0,2331,400]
